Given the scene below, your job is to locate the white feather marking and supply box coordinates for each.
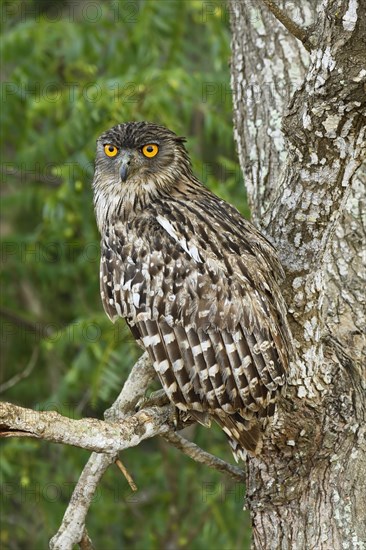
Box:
[199,370,209,380]
[132,292,140,308]
[198,310,210,318]
[180,339,190,350]
[200,340,211,351]
[156,215,203,263]
[188,245,202,263]
[182,382,193,393]
[168,382,178,393]
[156,215,178,240]
[143,334,161,347]
[222,403,235,413]
[191,344,202,357]
[225,343,236,354]
[163,332,175,344]
[157,360,170,374]
[122,280,132,290]
[165,315,174,326]
[243,356,252,368]
[208,364,219,376]
[172,359,184,371]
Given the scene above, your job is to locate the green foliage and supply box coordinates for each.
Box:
[1,0,250,548]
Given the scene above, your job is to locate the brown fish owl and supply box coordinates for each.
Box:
[93,121,293,460]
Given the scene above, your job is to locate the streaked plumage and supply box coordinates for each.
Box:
[92,121,293,460]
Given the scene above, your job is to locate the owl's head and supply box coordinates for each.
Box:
[92,121,193,230]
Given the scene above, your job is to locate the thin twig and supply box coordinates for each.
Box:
[115,458,138,492]
[163,431,245,483]
[260,0,312,51]
[0,347,39,394]
[0,307,51,334]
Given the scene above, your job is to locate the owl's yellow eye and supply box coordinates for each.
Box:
[104,144,118,157]
[142,144,159,158]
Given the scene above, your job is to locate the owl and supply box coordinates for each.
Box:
[92,121,293,460]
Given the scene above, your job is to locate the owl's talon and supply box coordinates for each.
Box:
[171,406,180,429]
[135,393,148,412]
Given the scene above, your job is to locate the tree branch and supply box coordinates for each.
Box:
[162,432,245,483]
[0,306,53,335]
[0,400,172,452]
[1,350,245,548]
[45,351,241,549]
[103,352,156,418]
[50,352,156,549]
[260,0,312,51]
[51,452,113,550]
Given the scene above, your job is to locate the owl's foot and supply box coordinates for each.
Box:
[135,389,170,411]
[170,406,181,429]
[136,390,182,429]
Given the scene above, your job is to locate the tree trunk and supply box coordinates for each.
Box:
[229,0,366,548]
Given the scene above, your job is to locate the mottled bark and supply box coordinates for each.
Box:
[230,0,365,548]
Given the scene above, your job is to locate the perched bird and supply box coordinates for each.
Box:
[92,121,293,460]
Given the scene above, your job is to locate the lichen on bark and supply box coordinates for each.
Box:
[230,0,366,547]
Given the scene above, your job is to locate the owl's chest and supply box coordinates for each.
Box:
[100,220,203,324]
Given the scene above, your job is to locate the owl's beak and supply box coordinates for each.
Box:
[119,152,133,182]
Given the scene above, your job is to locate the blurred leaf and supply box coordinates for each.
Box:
[1,1,250,548]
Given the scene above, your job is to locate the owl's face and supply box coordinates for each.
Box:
[92,122,192,230]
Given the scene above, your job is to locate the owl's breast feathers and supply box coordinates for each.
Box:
[100,188,293,458]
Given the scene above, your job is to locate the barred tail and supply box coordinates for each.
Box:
[213,412,263,461]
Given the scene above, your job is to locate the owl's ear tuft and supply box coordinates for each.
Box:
[175,136,187,144]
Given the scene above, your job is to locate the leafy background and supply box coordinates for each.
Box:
[1,0,250,548]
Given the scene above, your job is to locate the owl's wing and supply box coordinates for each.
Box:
[100,201,292,455]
